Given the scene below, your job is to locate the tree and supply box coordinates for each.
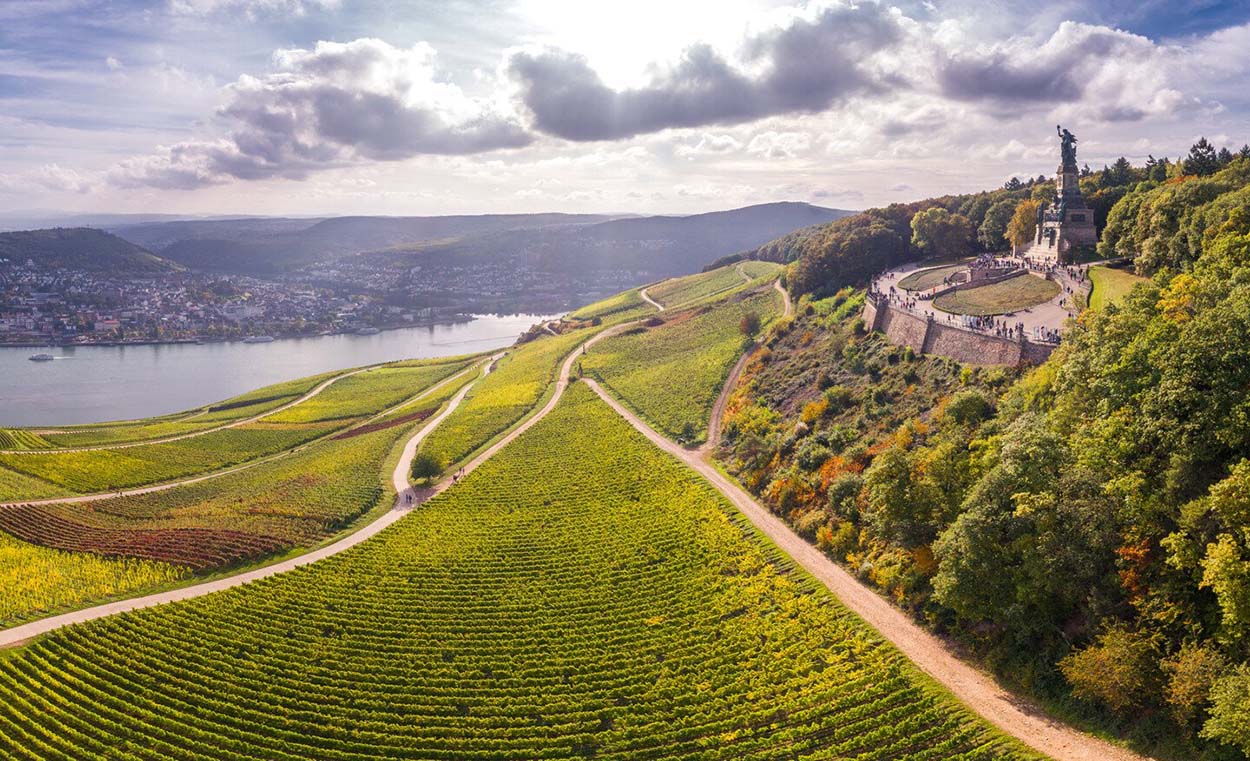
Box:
[910,207,973,259]
[1005,198,1041,250]
[1004,176,1023,190]
[977,198,1016,249]
[739,311,761,337]
[1109,156,1133,185]
[410,452,443,483]
[1184,137,1220,176]
[1217,147,1235,167]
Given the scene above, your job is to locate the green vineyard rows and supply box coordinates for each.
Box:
[33,370,346,449]
[416,330,593,470]
[648,264,750,307]
[0,359,473,501]
[583,287,783,445]
[0,383,1032,760]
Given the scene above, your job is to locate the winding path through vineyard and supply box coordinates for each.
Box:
[638,285,665,311]
[0,360,486,510]
[0,275,1151,758]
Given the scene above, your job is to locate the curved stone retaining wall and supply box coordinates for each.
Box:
[863,293,1055,367]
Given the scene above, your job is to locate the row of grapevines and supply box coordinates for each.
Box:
[0,383,1033,759]
[35,370,348,448]
[582,287,783,444]
[0,533,187,627]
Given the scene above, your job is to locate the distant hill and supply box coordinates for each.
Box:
[109,204,852,276]
[0,228,177,273]
[353,203,856,278]
[114,213,621,274]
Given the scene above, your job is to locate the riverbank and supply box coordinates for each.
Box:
[0,314,479,349]
[0,313,557,426]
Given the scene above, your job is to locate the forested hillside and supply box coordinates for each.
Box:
[0,228,176,273]
[719,144,1250,759]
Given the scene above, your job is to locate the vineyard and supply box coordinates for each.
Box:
[566,288,653,323]
[582,287,783,445]
[0,360,479,577]
[0,383,1030,760]
[0,359,473,501]
[416,329,593,470]
[647,263,752,307]
[0,533,187,626]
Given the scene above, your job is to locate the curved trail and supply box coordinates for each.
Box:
[638,286,665,311]
[1,360,489,509]
[701,278,792,454]
[1,366,382,455]
[0,355,505,649]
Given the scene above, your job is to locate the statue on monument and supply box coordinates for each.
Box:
[1056,125,1077,166]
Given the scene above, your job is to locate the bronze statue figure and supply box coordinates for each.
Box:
[1057,125,1078,166]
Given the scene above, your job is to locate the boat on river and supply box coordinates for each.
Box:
[242,335,275,344]
[28,353,55,362]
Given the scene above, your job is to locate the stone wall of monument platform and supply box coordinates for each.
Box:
[863,293,1055,367]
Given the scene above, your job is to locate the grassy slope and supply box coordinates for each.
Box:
[1088,265,1148,311]
[0,384,1034,760]
[898,263,967,291]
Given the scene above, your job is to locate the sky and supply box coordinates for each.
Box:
[1,0,1249,218]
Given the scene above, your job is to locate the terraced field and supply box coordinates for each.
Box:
[416,329,593,471]
[0,533,187,627]
[0,359,471,501]
[0,384,1030,760]
[647,263,750,307]
[0,362,480,571]
[582,287,783,445]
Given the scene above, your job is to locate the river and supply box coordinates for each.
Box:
[0,314,555,426]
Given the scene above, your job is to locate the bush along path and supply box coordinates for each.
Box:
[0,354,504,648]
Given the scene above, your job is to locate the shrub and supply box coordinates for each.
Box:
[1060,626,1160,713]
[1163,642,1228,725]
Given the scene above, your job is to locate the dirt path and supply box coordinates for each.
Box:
[639,286,665,311]
[0,360,490,509]
[774,278,793,317]
[1,365,378,455]
[584,375,1147,761]
[0,355,505,649]
[701,278,791,455]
